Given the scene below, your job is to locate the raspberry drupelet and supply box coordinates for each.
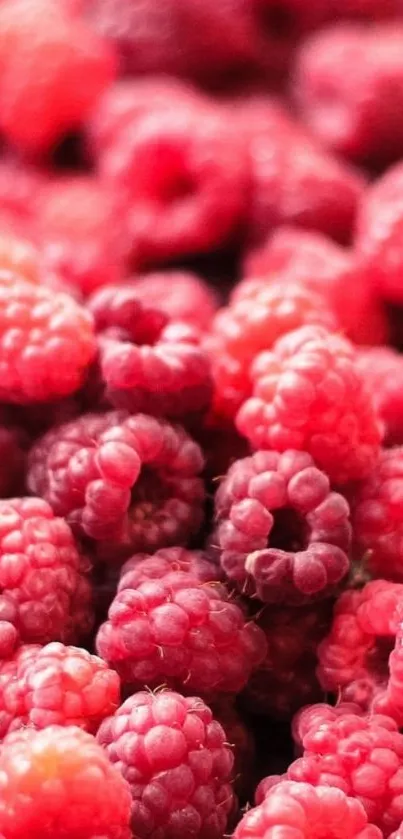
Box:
[0,725,132,839]
[130,271,218,333]
[237,325,382,485]
[118,546,223,589]
[0,497,93,651]
[96,552,267,695]
[214,450,351,604]
[27,411,205,558]
[97,689,235,839]
[355,349,403,446]
[235,780,382,839]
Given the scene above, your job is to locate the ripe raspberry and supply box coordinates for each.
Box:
[294,25,403,165]
[118,547,222,590]
[96,553,267,695]
[88,283,212,420]
[27,411,205,557]
[241,601,331,719]
[372,608,403,726]
[0,725,132,839]
[0,0,116,155]
[237,325,381,485]
[235,780,381,839]
[98,106,249,266]
[0,641,120,738]
[0,273,96,404]
[243,226,388,346]
[130,271,218,333]
[214,449,351,604]
[97,690,235,839]
[355,348,403,445]
[206,283,335,423]
[355,161,403,305]
[0,497,93,648]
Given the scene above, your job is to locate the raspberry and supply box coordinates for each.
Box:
[130,271,218,333]
[98,106,249,266]
[214,450,351,603]
[236,325,381,485]
[294,25,403,165]
[206,283,335,423]
[355,161,403,305]
[355,349,403,446]
[211,700,255,802]
[235,780,381,839]
[0,232,40,285]
[241,601,331,719]
[243,226,388,346]
[88,283,212,420]
[96,552,267,695]
[0,273,96,404]
[97,690,235,839]
[0,725,132,839]
[118,547,223,589]
[0,641,120,738]
[373,608,403,726]
[27,411,205,557]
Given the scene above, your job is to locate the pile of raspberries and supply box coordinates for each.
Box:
[5,1,403,838]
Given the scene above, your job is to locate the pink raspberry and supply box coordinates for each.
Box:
[235,780,381,839]
[355,348,403,446]
[0,0,116,155]
[243,226,388,346]
[96,552,266,695]
[214,450,351,603]
[237,325,382,485]
[294,24,403,165]
[0,725,132,839]
[130,271,218,333]
[27,411,205,559]
[0,497,93,650]
[97,690,235,839]
[0,641,120,738]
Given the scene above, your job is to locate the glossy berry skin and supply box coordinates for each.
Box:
[215,450,351,604]
[237,325,381,485]
[356,349,403,446]
[97,690,235,839]
[96,554,267,696]
[235,780,381,839]
[0,725,132,839]
[27,411,205,558]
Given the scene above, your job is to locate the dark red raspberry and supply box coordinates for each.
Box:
[241,601,331,719]
[235,779,381,839]
[88,283,212,420]
[98,106,249,266]
[0,0,116,155]
[206,282,335,424]
[355,161,403,305]
[97,690,235,839]
[27,411,205,557]
[96,552,266,695]
[130,271,218,333]
[294,24,403,165]
[214,450,351,604]
[243,226,388,346]
[0,725,132,839]
[0,272,96,404]
[355,348,403,446]
[237,325,381,485]
[0,417,27,498]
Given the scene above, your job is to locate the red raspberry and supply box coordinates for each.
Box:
[96,553,267,695]
[118,547,223,589]
[243,226,388,346]
[0,273,96,404]
[206,283,335,423]
[130,271,218,333]
[355,161,403,305]
[235,780,381,839]
[237,325,381,485]
[88,283,212,420]
[97,690,235,839]
[372,608,403,726]
[355,349,403,446]
[27,411,205,557]
[214,450,351,604]
[241,601,331,719]
[0,641,120,738]
[0,725,132,839]
[98,106,249,266]
[0,0,116,155]
[294,25,403,165]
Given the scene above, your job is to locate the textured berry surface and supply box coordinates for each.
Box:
[356,348,403,445]
[0,725,132,839]
[237,325,381,485]
[130,271,218,332]
[215,449,351,603]
[97,690,235,839]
